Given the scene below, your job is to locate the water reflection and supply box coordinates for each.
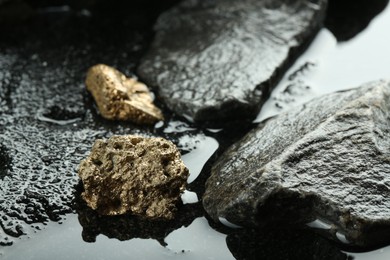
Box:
[226,227,350,260]
[74,187,204,245]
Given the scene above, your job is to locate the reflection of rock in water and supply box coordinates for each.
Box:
[325,0,389,41]
[74,184,204,245]
[227,228,349,260]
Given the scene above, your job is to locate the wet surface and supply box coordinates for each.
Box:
[1,0,390,259]
[227,228,351,260]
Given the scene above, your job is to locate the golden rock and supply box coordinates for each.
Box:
[85,64,163,124]
[78,135,189,220]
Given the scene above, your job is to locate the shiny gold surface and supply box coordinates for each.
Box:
[78,135,189,220]
[85,64,163,124]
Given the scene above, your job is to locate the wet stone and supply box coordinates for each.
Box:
[138,0,327,124]
[86,64,163,125]
[78,135,189,219]
[203,80,390,247]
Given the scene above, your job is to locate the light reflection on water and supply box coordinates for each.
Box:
[0,215,235,260]
[256,4,390,122]
[0,214,172,260]
[181,135,219,183]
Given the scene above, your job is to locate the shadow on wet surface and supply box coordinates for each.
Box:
[73,183,204,245]
[226,227,352,260]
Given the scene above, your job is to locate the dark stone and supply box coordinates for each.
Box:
[138,0,328,124]
[0,0,34,25]
[227,228,350,260]
[325,0,389,41]
[203,80,390,247]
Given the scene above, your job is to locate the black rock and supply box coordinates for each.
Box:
[325,0,389,41]
[138,0,328,124]
[203,80,390,247]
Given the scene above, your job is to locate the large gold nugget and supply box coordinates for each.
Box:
[85,64,163,124]
[78,135,189,220]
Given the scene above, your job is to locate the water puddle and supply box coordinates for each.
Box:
[164,217,234,259]
[181,135,219,183]
[0,215,235,260]
[256,4,390,122]
[350,247,390,260]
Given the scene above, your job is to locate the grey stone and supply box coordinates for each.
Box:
[203,80,390,247]
[138,0,327,124]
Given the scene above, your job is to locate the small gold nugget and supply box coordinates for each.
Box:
[78,135,189,220]
[85,64,163,124]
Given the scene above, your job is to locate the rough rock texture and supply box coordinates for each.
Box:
[0,5,207,246]
[78,135,189,219]
[138,0,327,123]
[86,64,163,124]
[0,9,155,246]
[203,80,390,247]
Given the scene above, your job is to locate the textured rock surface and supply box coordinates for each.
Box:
[0,6,207,246]
[86,64,163,124]
[79,135,189,219]
[203,80,390,247]
[0,9,154,246]
[138,0,327,123]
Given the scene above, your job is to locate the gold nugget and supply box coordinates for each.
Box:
[85,64,163,124]
[78,135,189,220]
